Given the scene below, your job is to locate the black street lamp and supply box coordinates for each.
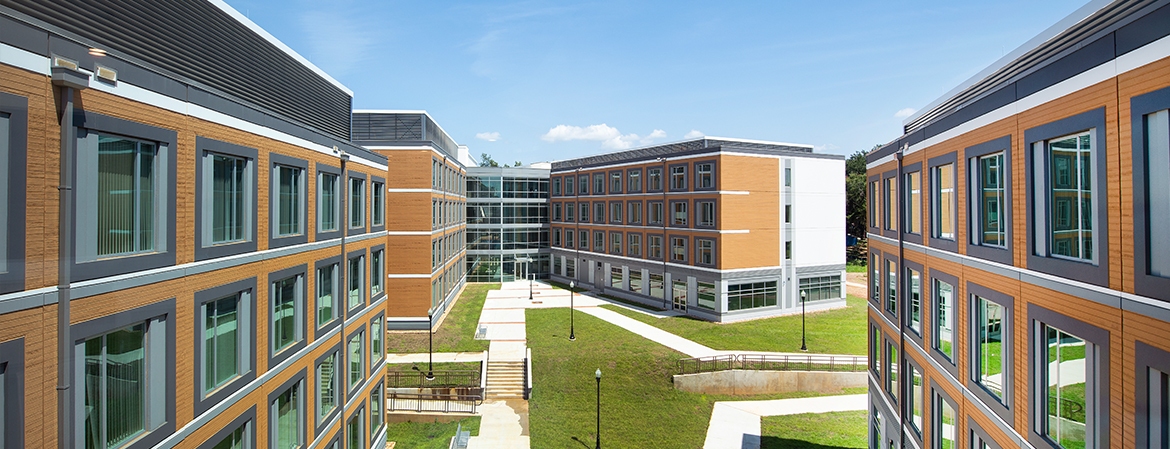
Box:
[426,308,435,380]
[800,290,808,352]
[569,281,576,341]
[529,273,534,300]
[595,368,602,449]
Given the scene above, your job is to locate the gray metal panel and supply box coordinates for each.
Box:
[0,0,353,141]
[551,139,834,172]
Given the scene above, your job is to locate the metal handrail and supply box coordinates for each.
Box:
[387,392,481,414]
[385,369,481,389]
[676,353,868,375]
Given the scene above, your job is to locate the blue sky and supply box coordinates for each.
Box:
[228,0,1085,164]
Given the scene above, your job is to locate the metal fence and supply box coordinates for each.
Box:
[385,369,481,389]
[677,354,867,375]
[387,392,481,414]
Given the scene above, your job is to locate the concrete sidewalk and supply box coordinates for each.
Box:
[577,306,718,358]
[384,351,485,365]
[703,394,867,449]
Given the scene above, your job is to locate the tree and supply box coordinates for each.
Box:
[513,161,522,167]
[479,153,499,167]
[845,146,880,250]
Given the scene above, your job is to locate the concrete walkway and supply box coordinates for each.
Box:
[384,351,485,365]
[578,306,718,357]
[703,394,867,449]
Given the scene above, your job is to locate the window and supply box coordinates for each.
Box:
[370,385,383,439]
[628,201,642,224]
[696,162,714,189]
[934,279,955,361]
[273,161,306,238]
[553,229,562,247]
[649,202,664,225]
[1039,324,1088,448]
[271,379,303,449]
[696,239,714,266]
[1135,92,1170,300]
[1028,306,1108,449]
[671,237,686,262]
[348,254,365,311]
[552,178,561,196]
[886,343,898,402]
[566,230,575,248]
[871,407,882,449]
[0,339,22,449]
[0,98,22,293]
[1137,342,1170,448]
[610,266,624,289]
[1035,132,1096,262]
[553,203,562,221]
[594,202,605,223]
[200,142,255,250]
[610,172,622,193]
[566,257,576,279]
[785,204,792,224]
[370,318,383,368]
[672,280,687,308]
[565,202,575,222]
[870,325,880,375]
[932,163,956,240]
[203,293,246,394]
[648,235,663,259]
[869,179,879,229]
[698,201,715,227]
[871,254,881,305]
[628,233,641,257]
[594,173,604,194]
[974,294,1007,401]
[784,167,792,187]
[727,281,777,310]
[798,275,840,301]
[936,392,957,449]
[594,231,604,252]
[785,241,792,260]
[565,176,574,195]
[884,177,897,231]
[672,202,688,226]
[648,168,663,190]
[610,202,622,223]
[905,171,921,234]
[610,232,622,254]
[349,330,365,392]
[319,172,340,233]
[370,250,383,297]
[670,165,686,190]
[371,181,384,227]
[629,270,643,293]
[910,364,924,435]
[907,267,921,334]
[347,410,364,449]
[317,351,339,423]
[76,305,172,449]
[271,273,304,357]
[207,421,249,449]
[579,175,589,194]
[580,203,589,222]
[696,281,716,310]
[972,152,1006,247]
[317,263,338,327]
[94,134,163,258]
[649,273,665,298]
[886,260,897,316]
[628,169,642,192]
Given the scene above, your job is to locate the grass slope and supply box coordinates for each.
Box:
[384,283,498,354]
[526,308,862,448]
[597,295,868,355]
[760,411,867,449]
[384,416,480,449]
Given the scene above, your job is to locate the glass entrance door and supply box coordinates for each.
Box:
[672,280,687,311]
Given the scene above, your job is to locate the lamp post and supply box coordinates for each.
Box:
[800,290,808,352]
[595,368,602,449]
[569,281,576,341]
[529,273,534,300]
[426,308,435,380]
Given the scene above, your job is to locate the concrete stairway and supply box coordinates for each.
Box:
[485,360,526,400]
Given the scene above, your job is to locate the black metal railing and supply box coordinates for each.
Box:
[385,369,481,389]
[677,354,868,375]
[387,392,481,414]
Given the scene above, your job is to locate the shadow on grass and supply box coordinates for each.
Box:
[598,294,668,312]
[569,436,595,448]
[760,436,859,449]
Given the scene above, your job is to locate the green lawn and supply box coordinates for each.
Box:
[845,262,868,273]
[547,280,590,293]
[384,416,480,449]
[760,411,867,449]
[526,308,862,448]
[384,283,498,354]
[597,294,868,355]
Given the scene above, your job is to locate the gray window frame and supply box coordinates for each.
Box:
[370,245,385,299]
[648,201,664,226]
[370,313,385,369]
[670,200,688,227]
[594,201,605,223]
[594,230,604,252]
[346,248,367,315]
[593,173,605,195]
[609,231,622,255]
[71,299,176,449]
[882,169,898,238]
[928,152,959,253]
[669,235,688,263]
[267,369,306,449]
[627,168,643,193]
[313,345,342,434]
[579,175,589,194]
[609,170,623,193]
[192,278,257,416]
[1025,107,1109,287]
[609,201,623,224]
[647,234,664,261]
[695,238,715,267]
[1132,85,1170,301]
[627,232,642,257]
[313,255,342,338]
[969,417,1004,449]
[1026,303,1110,449]
[932,381,960,449]
[370,176,385,232]
[0,92,26,294]
[903,259,925,344]
[269,153,308,249]
[71,110,177,281]
[268,265,307,367]
[552,177,561,196]
[627,200,643,225]
[694,160,716,191]
[928,269,960,377]
[669,163,688,191]
[346,325,367,399]
[195,406,255,449]
[0,338,24,449]
[1135,341,1170,448]
[348,173,367,231]
[966,281,1014,423]
[195,137,258,261]
[965,136,1014,265]
[902,162,924,245]
[696,200,716,228]
[647,167,663,192]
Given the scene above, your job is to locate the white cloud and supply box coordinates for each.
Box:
[475,131,501,142]
[541,124,667,150]
[894,108,917,119]
[298,9,379,77]
[684,130,704,139]
[813,143,840,153]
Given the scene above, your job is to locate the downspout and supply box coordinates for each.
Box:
[659,157,668,310]
[574,167,581,287]
[896,144,906,449]
[53,64,88,449]
[336,146,348,394]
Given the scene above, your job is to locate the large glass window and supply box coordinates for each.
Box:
[908,268,921,334]
[579,230,589,250]
[610,266,623,289]
[580,203,589,222]
[1041,325,1087,448]
[672,202,688,226]
[210,422,248,449]
[203,294,243,394]
[887,343,899,402]
[371,250,384,297]
[275,164,304,237]
[208,154,249,244]
[649,273,664,299]
[319,173,339,232]
[697,281,716,310]
[670,237,686,262]
[648,168,663,190]
[629,270,643,293]
[936,394,957,449]
[610,232,622,254]
[349,178,365,229]
[798,275,841,301]
[610,172,622,193]
[370,386,383,438]
[610,202,622,223]
[81,321,166,449]
[975,295,1006,400]
[371,182,384,227]
[552,177,561,196]
[1145,109,1170,279]
[670,166,686,190]
[973,152,1006,247]
[347,410,363,449]
[910,365,924,434]
[370,318,383,366]
[349,331,365,391]
[317,264,337,327]
[579,175,589,194]
[905,171,921,234]
[696,239,714,266]
[649,202,664,225]
[871,254,881,304]
[348,255,364,311]
[628,233,641,257]
[594,231,604,252]
[628,201,642,224]
[594,202,605,223]
[628,170,641,192]
[886,260,897,316]
[869,179,879,229]
[97,135,158,256]
[272,275,302,355]
[932,163,956,240]
[1039,132,1095,261]
[698,201,715,227]
[594,174,604,194]
[696,162,714,188]
[317,351,338,422]
[727,281,777,310]
[870,325,881,375]
[271,381,301,449]
[884,177,897,232]
[934,279,955,361]
[565,176,574,195]
[648,235,663,259]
